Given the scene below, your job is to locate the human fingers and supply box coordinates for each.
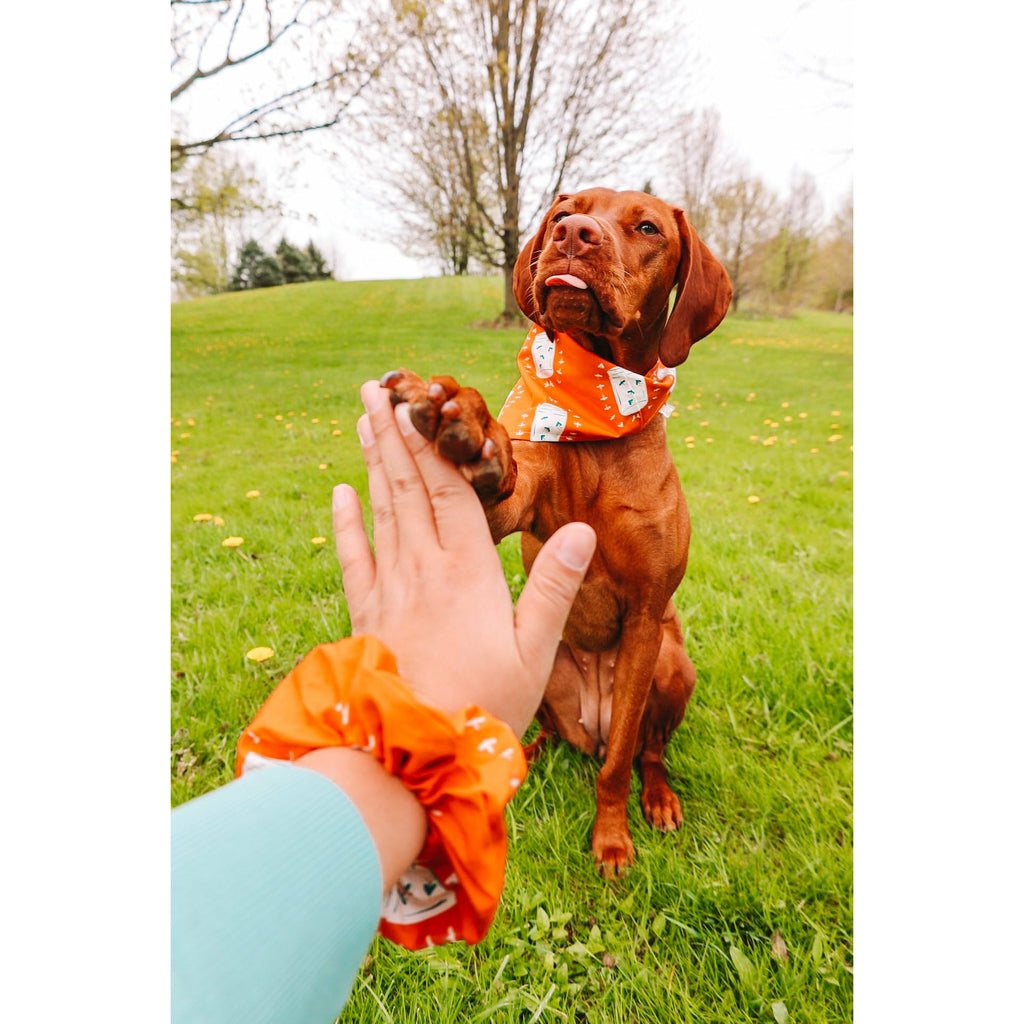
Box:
[360,381,438,549]
[393,402,493,551]
[356,411,399,566]
[510,523,596,731]
[332,483,376,628]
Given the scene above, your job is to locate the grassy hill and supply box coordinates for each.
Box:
[172,277,852,1022]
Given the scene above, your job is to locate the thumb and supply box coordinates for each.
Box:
[514,522,596,679]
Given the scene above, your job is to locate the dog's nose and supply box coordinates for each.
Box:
[552,214,604,257]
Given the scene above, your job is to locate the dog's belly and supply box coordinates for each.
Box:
[543,642,620,758]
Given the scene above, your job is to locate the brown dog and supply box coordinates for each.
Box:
[383,188,732,876]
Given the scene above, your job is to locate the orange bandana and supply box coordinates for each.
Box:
[497,323,677,442]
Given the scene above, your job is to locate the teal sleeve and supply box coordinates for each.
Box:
[171,763,383,1024]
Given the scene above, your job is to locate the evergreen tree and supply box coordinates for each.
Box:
[275,238,314,284]
[304,241,333,280]
[230,240,284,290]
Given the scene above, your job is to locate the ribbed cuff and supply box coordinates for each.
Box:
[172,763,381,1024]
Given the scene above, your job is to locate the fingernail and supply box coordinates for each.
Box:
[394,402,416,435]
[361,381,384,412]
[554,524,596,571]
[332,483,356,510]
[356,415,374,447]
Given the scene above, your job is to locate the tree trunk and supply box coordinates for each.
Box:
[502,262,519,323]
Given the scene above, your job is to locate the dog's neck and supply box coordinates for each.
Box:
[560,311,670,378]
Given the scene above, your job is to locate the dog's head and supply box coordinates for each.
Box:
[513,188,732,369]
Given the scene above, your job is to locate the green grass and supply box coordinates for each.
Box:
[171,277,852,1023]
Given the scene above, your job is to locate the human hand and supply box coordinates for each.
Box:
[332,380,596,736]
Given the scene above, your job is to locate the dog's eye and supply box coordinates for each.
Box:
[637,221,659,236]
[551,211,570,223]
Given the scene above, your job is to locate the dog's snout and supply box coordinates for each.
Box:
[553,214,604,257]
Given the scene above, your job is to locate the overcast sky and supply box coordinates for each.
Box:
[178,0,854,281]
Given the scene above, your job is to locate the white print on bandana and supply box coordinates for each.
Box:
[606,366,650,416]
[530,402,567,441]
[531,332,556,379]
[381,864,458,925]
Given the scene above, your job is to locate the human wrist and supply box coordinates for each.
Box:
[296,746,427,894]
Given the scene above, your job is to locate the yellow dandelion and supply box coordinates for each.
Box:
[213,516,225,526]
[331,420,338,425]
[686,404,695,411]
[763,437,777,446]
[222,536,245,547]
[746,393,756,401]
[301,411,307,417]
[781,401,790,408]
[827,434,843,443]
[311,418,320,424]
[830,423,840,430]
[246,647,275,663]
[246,489,261,498]
[686,442,695,449]
[700,420,710,427]
[187,418,195,427]
[670,410,680,417]
[799,412,808,419]
[784,415,793,422]
[171,455,178,464]
[831,410,841,417]
[180,432,191,439]
[288,411,295,417]
[763,418,773,425]
[274,414,284,421]
[193,513,213,522]
[810,447,820,454]
[332,429,342,436]
[319,463,328,470]
[705,437,714,443]
[748,495,761,504]
[311,536,327,546]
[685,435,696,442]
[285,423,294,430]
[750,435,760,441]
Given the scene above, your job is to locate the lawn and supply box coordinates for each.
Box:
[171,276,853,1023]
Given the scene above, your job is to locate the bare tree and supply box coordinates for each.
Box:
[170,0,396,166]
[813,188,853,312]
[363,0,688,321]
[708,166,776,313]
[668,108,733,238]
[760,171,823,315]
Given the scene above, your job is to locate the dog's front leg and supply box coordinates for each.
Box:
[591,612,663,878]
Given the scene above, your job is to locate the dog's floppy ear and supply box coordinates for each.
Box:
[659,209,733,367]
[513,195,571,322]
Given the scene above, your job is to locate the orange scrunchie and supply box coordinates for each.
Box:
[235,635,527,950]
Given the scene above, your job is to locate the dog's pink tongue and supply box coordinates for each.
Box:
[545,274,588,290]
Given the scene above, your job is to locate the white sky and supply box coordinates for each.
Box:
[177,0,854,281]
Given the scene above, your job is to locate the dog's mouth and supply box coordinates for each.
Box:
[538,267,628,334]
